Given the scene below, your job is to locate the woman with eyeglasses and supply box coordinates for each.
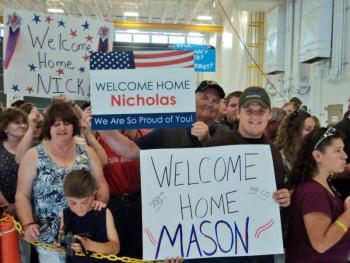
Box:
[285,127,349,262]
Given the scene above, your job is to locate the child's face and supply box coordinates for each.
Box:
[66,194,94,217]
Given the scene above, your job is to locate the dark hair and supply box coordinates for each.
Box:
[64,170,96,198]
[0,108,27,140]
[19,102,35,114]
[225,91,243,106]
[344,110,350,120]
[275,110,311,165]
[289,97,302,107]
[81,101,91,111]
[11,100,25,108]
[41,101,80,140]
[288,127,344,188]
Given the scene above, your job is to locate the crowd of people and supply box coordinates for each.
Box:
[0,81,349,263]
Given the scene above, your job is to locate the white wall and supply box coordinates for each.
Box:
[213,0,349,126]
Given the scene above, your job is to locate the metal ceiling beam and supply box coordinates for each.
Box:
[114,20,223,32]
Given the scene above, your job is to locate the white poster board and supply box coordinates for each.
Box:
[89,51,196,130]
[4,8,113,100]
[140,145,284,260]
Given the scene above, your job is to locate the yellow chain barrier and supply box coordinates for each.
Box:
[3,215,152,263]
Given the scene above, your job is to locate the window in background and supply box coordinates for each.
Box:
[133,34,150,43]
[169,35,185,44]
[152,35,168,44]
[115,33,132,42]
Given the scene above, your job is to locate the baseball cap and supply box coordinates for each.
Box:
[239,86,271,109]
[195,80,225,99]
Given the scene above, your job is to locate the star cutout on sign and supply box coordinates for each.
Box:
[26,87,34,94]
[11,84,20,92]
[32,14,41,24]
[70,29,78,38]
[28,64,37,72]
[82,21,89,30]
[85,35,93,43]
[58,19,65,27]
[79,67,85,73]
[45,16,53,24]
[56,68,64,76]
[83,53,90,61]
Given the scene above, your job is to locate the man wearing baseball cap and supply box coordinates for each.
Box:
[98,80,229,157]
[202,86,290,263]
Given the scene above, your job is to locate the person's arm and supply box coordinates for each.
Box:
[15,148,40,241]
[15,107,40,163]
[72,209,120,254]
[304,196,350,253]
[86,146,109,204]
[80,108,108,166]
[99,130,140,159]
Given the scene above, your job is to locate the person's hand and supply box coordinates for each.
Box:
[92,200,106,211]
[164,257,184,263]
[23,223,40,242]
[72,235,93,252]
[343,196,350,211]
[273,188,291,207]
[27,107,40,129]
[81,107,92,131]
[191,121,210,142]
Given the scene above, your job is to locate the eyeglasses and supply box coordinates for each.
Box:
[314,127,336,150]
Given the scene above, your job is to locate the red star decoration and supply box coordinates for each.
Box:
[56,68,64,76]
[26,87,34,94]
[85,35,93,43]
[45,16,53,24]
[70,29,78,38]
[83,53,90,61]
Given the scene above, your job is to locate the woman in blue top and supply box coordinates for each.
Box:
[16,101,109,263]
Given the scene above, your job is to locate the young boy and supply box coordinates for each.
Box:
[61,170,120,262]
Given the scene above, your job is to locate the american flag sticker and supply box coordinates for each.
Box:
[90,50,196,130]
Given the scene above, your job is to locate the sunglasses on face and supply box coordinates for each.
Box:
[314,127,336,150]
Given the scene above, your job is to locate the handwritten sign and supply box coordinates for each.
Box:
[140,145,283,260]
[90,51,196,130]
[172,44,216,72]
[3,8,113,100]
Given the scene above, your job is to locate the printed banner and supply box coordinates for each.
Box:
[172,44,216,72]
[140,145,283,260]
[3,8,113,100]
[90,50,196,130]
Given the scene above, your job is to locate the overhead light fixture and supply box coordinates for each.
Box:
[123,11,139,17]
[197,15,212,21]
[47,8,64,14]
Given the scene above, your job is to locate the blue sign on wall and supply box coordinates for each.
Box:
[172,44,216,72]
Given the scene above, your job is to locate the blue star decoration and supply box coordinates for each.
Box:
[32,14,41,24]
[11,84,20,92]
[58,19,65,27]
[79,67,85,73]
[82,21,89,30]
[28,64,37,72]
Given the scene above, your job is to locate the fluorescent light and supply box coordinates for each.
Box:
[197,15,212,21]
[123,11,139,17]
[47,8,64,13]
